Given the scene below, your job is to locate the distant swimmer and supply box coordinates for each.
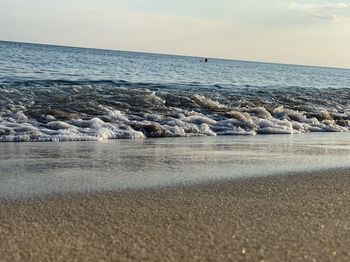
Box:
[205,58,208,62]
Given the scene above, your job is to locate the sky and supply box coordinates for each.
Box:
[1,0,350,68]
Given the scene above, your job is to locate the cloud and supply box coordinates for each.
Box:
[288,2,350,20]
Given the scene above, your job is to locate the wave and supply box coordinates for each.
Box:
[1,80,350,142]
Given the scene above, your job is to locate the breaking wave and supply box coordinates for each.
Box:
[1,80,350,142]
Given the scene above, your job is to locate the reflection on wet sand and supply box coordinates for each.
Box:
[1,133,350,199]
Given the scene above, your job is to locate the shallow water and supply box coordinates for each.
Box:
[1,41,350,141]
[1,133,350,199]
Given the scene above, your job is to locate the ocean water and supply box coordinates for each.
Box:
[1,41,350,198]
[1,40,350,142]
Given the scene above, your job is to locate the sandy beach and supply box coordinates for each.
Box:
[1,169,350,261]
[2,16,350,262]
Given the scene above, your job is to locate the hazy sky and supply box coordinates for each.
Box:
[1,0,350,68]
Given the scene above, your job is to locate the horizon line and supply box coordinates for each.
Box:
[1,39,349,71]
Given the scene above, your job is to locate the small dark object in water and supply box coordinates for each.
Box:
[205,58,208,62]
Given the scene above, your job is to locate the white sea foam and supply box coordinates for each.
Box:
[181,114,217,126]
[191,94,228,110]
[1,103,350,142]
[1,84,350,142]
[244,107,272,119]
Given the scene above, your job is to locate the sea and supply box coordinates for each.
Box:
[1,40,350,142]
[1,40,350,198]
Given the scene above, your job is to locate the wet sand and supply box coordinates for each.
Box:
[1,169,350,261]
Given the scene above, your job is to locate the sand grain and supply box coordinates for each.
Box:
[1,170,350,261]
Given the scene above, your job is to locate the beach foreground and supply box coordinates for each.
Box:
[1,169,350,261]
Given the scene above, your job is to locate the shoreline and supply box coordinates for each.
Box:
[1,168,350,261]
[1,166,349,201]
[2,133,350,199]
